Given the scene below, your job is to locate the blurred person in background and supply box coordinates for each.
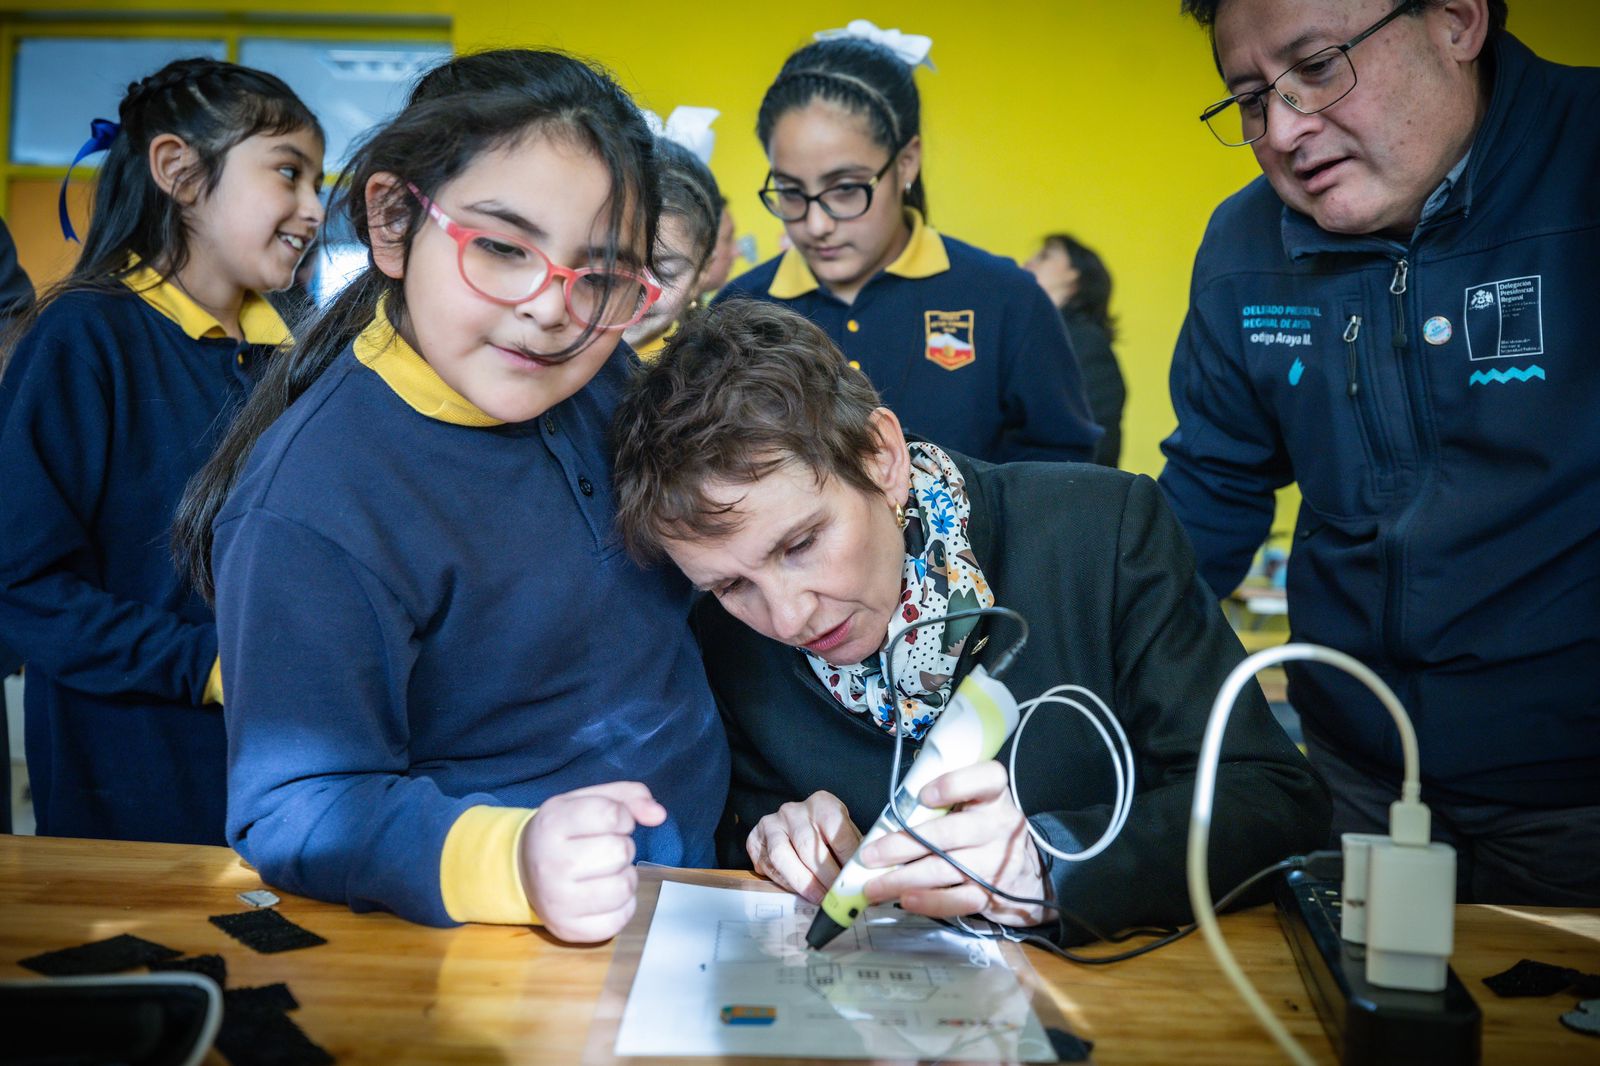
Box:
[1024,234,1125,467]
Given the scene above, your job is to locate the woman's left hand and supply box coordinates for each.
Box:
[857,759,1047,928]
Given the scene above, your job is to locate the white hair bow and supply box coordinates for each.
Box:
[642,105,720,166]
[813,19,936,71]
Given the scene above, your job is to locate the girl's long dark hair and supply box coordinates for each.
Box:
[0,57,321,375]
[1047,233,1116,341]
[756,37,928,219]
[173,49,661,603]
[655,138,722,274]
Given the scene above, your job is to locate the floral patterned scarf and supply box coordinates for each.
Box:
[806,442,994,739]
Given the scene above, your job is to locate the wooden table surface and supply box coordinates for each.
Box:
[1,834,1596,1064]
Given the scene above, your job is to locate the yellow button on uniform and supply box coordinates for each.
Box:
[846,320,860,333]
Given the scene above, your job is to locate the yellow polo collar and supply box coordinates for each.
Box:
[768,208,950,300]
[632,330,669,362]
[353,302,504,428]
[120,262,290,346]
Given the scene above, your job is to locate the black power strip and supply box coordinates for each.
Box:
[1274,869,1482,1065]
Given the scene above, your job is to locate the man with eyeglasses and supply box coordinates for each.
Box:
[1158,0,1600,906]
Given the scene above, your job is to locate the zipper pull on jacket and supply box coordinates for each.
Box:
[1344,315,1363,397]
[1390,259,1410,351]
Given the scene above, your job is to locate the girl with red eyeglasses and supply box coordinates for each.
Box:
[174,50,728,944]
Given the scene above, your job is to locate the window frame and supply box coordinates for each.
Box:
[0,13,451,224]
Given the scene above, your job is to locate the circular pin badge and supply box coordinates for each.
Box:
[1423,316,1453,345]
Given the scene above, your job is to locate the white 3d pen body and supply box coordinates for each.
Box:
[805,666,1020,950]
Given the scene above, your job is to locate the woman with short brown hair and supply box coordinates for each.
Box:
[614,299,1329,944]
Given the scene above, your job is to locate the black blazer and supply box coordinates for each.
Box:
[694,453,1330,944]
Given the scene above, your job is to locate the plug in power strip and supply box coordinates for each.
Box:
[1274,870,1481,1065]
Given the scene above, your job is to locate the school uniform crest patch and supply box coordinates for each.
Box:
[924,310,975,370]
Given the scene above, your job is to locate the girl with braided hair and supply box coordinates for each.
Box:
[716,23,1101,466]
[0,57,323,844]
[172,50,726,940]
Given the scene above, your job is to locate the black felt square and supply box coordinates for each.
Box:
[150,953,228,987]
[214,1007,334,1066]
[1482,958,1579,997]
[1046,1026,1094,1062]
[227,983,301,1014]
[209,910,327,954]
[18,933,181,976]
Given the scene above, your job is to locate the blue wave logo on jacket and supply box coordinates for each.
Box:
[1468,364,1544,386]
[1288,358,1305,386]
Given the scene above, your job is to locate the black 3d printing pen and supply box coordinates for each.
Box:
[804,665,1021,951]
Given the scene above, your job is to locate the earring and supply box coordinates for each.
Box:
[894,502,908,530]
[904,182,912,194]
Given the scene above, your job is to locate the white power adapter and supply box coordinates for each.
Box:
[1188,643,1464,1066]
[1342,799,1457,992]
[1337,831,1385,944]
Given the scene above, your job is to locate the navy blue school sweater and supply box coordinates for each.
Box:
[211,315,728,927]
[0,268,287,843]
[717,210,1100,464]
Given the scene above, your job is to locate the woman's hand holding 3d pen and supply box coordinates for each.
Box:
[747,763,1048,928]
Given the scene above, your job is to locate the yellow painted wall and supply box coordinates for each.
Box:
[4,0,1597,522]
[452,0,1600,540]
[456,0,1262,487]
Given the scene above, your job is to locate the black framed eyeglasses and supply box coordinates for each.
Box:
[1199,0,1422,146]
[758,152,898,223]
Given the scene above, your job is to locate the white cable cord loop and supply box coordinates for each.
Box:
[1011,684,1135,862]
[1187,642,1418,1066]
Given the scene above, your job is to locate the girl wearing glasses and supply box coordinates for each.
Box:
[718,28,1100,465]
[174,50,728,943]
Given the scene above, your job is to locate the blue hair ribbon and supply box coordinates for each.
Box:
[59,117,121,243]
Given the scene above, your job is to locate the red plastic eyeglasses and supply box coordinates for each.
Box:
[407,182,660,330]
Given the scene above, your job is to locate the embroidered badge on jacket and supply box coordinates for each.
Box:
[924,310,975,370]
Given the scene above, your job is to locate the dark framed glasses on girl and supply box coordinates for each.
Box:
[407,183,661,330]
[758,154,897,223]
